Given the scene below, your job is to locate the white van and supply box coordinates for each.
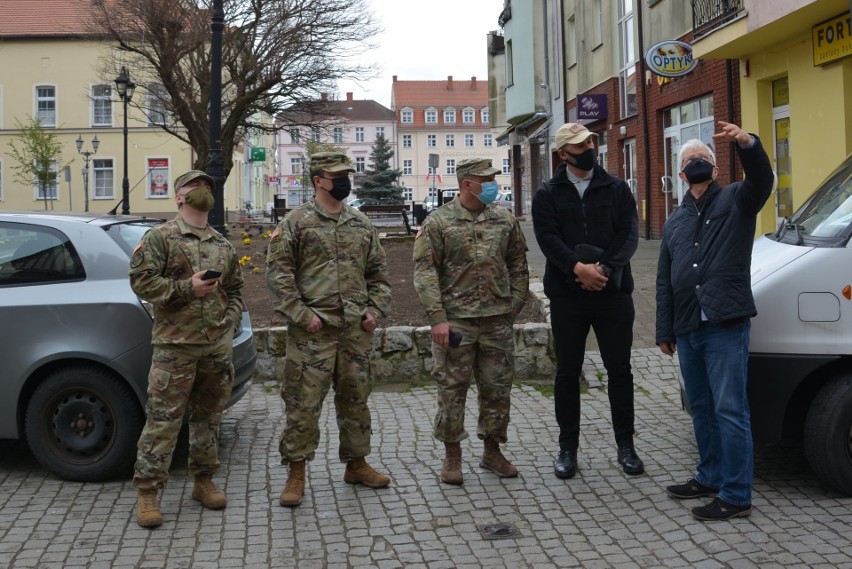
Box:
[747,152,852,495]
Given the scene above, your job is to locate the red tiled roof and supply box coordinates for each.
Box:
[277,94,394,125]
[0,0,100,38]
[391,76,488,109]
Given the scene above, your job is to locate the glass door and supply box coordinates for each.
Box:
[773,77,792,224]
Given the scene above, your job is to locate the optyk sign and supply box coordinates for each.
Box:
[644,41,698,78]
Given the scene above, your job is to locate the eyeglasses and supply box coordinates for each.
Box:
[682,154,715,167]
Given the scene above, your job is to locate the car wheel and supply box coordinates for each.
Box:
[804,374,852,496]
[25,366,144,482]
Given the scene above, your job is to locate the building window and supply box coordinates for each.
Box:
[355,157,366,173]
[92,85,112,126]
[333,127,343,143]
[311,127,321,142]
[403,159,412,175]
[443,108,456,124]
[464,134,474,148]
[618,0,637,118]
[593,0,603,48]
[445,134,455,148]
[401,109,413,124]
[425,108,437,124]
[376,126,385,138]
[355,127,365,142]
[566,15,577,68]
[481,108,490,125]
[506,40,514,86]
[427,134,436,148]
[147,83,170,126]
[35,160,59,199]
[484,133,493,147]
[92,158,114,198]
[35,86,56,127]
[402,187,413,201]
[290,128,300,144]
[403,134,412,148]
[502,158,510,174]
[446,159,456,175]
[291,157,303,175]
[462,109,475,124]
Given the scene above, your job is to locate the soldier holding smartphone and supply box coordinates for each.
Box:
[413,158,529,486]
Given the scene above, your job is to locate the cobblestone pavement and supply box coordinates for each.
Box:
[2,348,852,568]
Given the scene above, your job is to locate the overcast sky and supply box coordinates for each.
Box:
[336,0,506,108]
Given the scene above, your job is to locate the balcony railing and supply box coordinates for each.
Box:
[692,0,745,40]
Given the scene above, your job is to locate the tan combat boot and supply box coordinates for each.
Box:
[441,442,463,485]
[192,474,227,510]
[480,436,519,478]
[343,458,391,488]
[279,460,306,507]
[137,488,163,528]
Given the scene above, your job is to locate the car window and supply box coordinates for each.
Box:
[104,220,162,255]
[0,223,85,286]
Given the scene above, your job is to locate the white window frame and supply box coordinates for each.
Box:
[402,134,412,148]
[484,133,493,147]
[92,157,115,199]
[376,126,385,139]
[593,0,604,48]
[481,108,490,125]
[618,0,637,118]
[34,159,59,200]
[462,108,475,124]
[401,108,414,124]
[446,159,456,175]
[333,127,344,144]
[403,159,412,175]
[464,134,474,148]
[427,134,437,148]
[355,127,365,142]
[91,84,112,127]
[443,108,456,124]
[402,187,413,201]
[355,157,366,173]
[291,157,303,175]
[35,85,57,127]
[566,14,577,69]
[445,134,455,148]
[425,108,438,124]
[502,158,510,174]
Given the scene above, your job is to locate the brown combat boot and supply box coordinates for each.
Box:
[192,474,227,510]
[480,436,519,478]
[279,460,306,507]
[343,458,391,488]
[137,488,163,528]
[441,442,463,485]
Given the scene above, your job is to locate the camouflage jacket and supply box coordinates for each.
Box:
[266,200,391,329]
[413,197,529,325]
[129,215,243,345]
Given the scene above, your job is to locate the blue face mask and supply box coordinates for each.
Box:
[475,180,500,205]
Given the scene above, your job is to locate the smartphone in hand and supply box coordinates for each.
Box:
[449,329,462,348]
[201,269,222,280]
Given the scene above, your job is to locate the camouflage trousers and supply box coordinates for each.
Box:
[133,332,234,489]
[431,314,515,444]
[279,323,373,464]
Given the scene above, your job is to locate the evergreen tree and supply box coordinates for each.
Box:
[358,134,403,204]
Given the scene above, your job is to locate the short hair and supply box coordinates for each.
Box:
[678,139,716,169]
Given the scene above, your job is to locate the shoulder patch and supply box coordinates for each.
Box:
[130,249,144,268]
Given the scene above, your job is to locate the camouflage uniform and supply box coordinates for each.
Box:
[413,159,529,444]
[129,207,243,490]
[266,164,391,464]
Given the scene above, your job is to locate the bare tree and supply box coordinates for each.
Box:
[85,0,379,177]
[8,117,71,211]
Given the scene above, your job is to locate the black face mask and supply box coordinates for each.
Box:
[682,158,715,184]
[323,177,352,201]
[566,148,597,171]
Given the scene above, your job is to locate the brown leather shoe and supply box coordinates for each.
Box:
[441,442,463,485]
[480,436,518,478]
[192,475,227,510]
[137,488,163,528]
[280,460,305,507]
[344,458,391,488]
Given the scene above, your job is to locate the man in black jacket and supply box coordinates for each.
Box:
[656,121,774,522]
[532,122,642,480]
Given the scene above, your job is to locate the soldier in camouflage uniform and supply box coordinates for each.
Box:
[129,170,243,528]
[266,152,392,507]
[413,158,529,485]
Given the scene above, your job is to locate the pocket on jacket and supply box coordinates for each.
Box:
[150,368,171,392]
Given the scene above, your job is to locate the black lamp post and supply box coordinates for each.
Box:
[114,66,136,215]
[207,0,226,233]
[76,134,100,213]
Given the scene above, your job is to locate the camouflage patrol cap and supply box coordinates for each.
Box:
[174,170,215,192]
[309,152,355,174]
[456,158,500,178]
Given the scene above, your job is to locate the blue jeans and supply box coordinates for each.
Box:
[676,320,753,506]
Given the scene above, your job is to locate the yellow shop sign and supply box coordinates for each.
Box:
[813,13,852,66]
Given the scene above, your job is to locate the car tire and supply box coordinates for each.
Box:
[25,366,144,482]
[804,374,852,496]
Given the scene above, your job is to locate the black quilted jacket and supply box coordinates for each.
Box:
[655,136,774,343]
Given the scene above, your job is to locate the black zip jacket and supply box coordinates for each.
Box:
[532,162,638,298]
[655,136,774,343]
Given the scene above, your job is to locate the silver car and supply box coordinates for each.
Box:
[0,212,256,482]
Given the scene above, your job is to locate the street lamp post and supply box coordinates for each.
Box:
[207,0,227,233]
[76,134,100,213]
[114,66,136,215]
